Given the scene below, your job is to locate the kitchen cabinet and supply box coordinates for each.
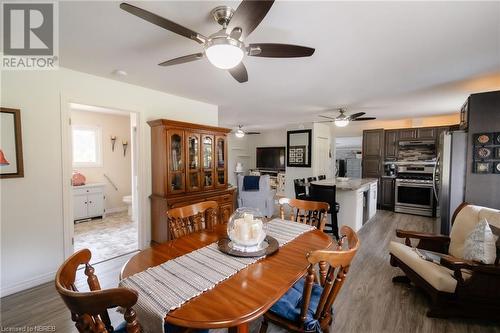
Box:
[148,119,236,244]
[362,129,384,157]
[381,177,395,210]
[73,183,105,221]
[417,127,437,140]
[398,129,418,140]
[384,130,399,160]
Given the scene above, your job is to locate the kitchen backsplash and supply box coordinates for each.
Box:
[398,145,436,161]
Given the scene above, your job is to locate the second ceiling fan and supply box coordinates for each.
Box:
[319,108,377,127]
[120,1,315,83]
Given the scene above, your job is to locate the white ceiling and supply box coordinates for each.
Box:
[60,1,500,130]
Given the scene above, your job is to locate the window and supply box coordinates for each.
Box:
[72,125,102,167]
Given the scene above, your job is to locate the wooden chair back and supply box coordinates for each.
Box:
[301,225,360,328]
[55,249,140,333]
[279,197,329,231]
[167,200,219,239]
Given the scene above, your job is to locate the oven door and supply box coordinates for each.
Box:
[395,180,434,210]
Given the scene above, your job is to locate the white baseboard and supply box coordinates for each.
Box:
[1,270,55,298]
[105,206,128,214]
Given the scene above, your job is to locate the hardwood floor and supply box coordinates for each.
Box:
[1,211,498,332]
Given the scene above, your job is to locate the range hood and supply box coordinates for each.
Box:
[398,140,436,146]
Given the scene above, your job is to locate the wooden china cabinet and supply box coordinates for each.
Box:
[148,119,235,244]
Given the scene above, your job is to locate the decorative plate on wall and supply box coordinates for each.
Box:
[496,133,500,145]
[475,147,493,159]
[474,133,492,145]
[475,161,492,174]
[495,162,500,174]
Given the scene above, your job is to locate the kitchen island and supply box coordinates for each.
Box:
[311,178,378,232]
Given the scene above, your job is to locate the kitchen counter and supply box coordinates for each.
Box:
[310,178,378,232]
[311,178,378,191]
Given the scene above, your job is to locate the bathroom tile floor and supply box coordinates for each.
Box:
[74,211,138,264]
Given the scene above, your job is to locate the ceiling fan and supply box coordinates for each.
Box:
[234,125,260,138]
[318,108,377,127]
[119,1,315,83]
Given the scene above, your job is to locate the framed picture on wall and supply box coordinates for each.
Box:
[1,108,24,178]
[474,161,491,174]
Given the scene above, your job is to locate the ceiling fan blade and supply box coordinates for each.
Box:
[347,112,366,120]
[120,3,206,44]
[248,43,315,58]
[158,53,204,66]
[352,117,377,121]
[228,62,248,83]
[226,0,275,40]
[319,115,337,120]
[246,132,261,135]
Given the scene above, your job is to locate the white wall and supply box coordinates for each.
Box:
[0,68,218,296]
[71,110,132,212]
[243,124,333,198]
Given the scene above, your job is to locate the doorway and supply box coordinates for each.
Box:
[68,103,139,263]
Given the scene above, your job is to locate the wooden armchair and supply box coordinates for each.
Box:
[167,201,219,239]
[260,226,359,333]
[279,198,329,232]
[389,203,500,319]
[55,249,140,333]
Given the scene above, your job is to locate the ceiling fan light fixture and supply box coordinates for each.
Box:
[335,119,349,127]
[205,38,244,69]
[235,128,245,138]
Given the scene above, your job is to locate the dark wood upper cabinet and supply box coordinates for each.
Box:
[384,130,399,160]
[416,127,437,140]
[398,129,417,140]
[362,129,384,157]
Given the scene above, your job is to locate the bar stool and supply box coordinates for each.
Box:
[318,175,326,180]
[293,178,307,199]
[309,183,339,239]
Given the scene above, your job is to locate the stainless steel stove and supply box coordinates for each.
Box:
[394,164,436,217]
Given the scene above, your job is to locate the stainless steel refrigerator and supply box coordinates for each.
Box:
[434,130,467,235]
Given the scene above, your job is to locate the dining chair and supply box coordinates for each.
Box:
[55,249,140,333]
[279,197,329,231]
[167,201,219,239]
[318,175,326,180]
[294,178,307,199]
[260,226,360,333]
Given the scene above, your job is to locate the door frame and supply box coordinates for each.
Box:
[60,96,146,259]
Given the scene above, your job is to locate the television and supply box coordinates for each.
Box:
[256,147,285,171]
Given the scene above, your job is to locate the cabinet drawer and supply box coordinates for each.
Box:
[73,186,104,195]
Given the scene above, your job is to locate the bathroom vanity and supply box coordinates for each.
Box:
[73,183,106,221]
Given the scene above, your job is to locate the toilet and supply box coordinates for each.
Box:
[123,195,133,216]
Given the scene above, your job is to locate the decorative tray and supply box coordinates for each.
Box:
[218,236,279,258]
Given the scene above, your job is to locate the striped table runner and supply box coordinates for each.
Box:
[119,219,315,333]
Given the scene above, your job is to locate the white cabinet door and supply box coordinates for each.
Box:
[369,183,378,219]
[87,193,104,218]
[74,194,88,220]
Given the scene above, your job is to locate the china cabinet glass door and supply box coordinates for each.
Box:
[202,135,214,190]
[167,130,185,193]
[216,136,227,187]
[186,132,201,192]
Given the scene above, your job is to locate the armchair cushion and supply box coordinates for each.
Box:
[269,278,324,333]
[449,205,500,258]
[463,218,498,264]
[389,241,458,293]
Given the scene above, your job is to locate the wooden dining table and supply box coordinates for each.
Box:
[121,222,333,332]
